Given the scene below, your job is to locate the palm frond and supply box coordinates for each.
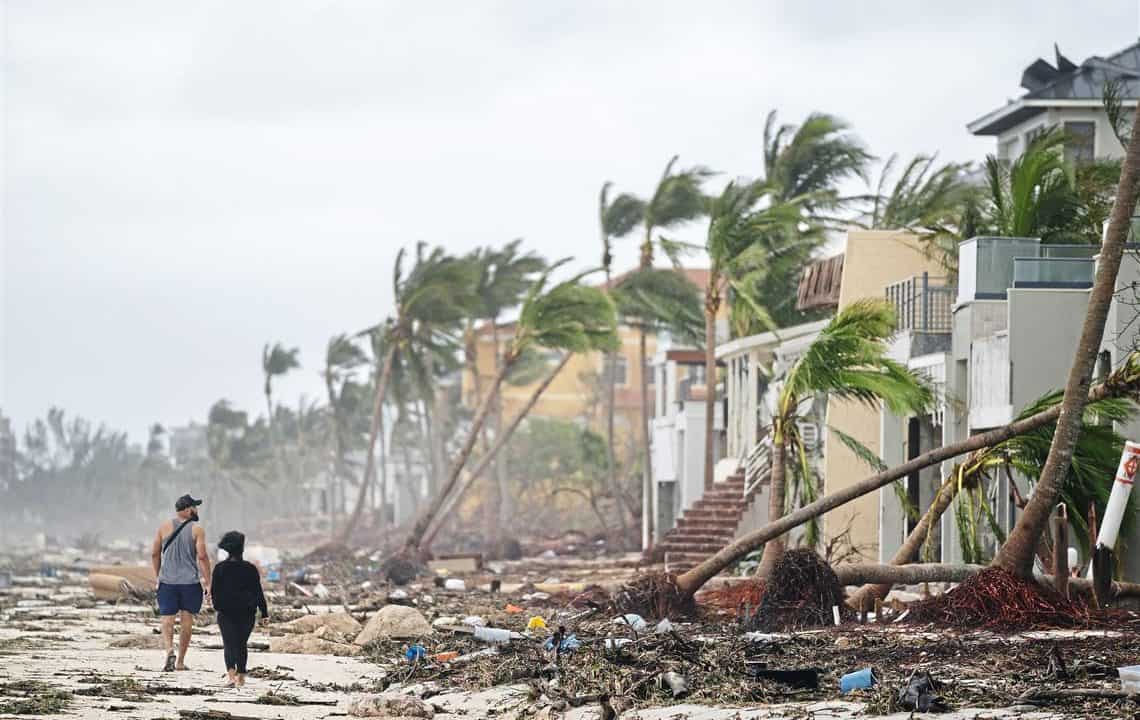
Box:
[612,267,704,345]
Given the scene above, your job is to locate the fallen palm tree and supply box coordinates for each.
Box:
[833,562,1140,600]
[846,390,1136,609]
[625,353,1140,615]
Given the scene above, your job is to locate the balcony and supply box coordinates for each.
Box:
[957,237,1098,302]
[885,273,955,334]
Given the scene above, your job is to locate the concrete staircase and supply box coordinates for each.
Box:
[660,472,750,573]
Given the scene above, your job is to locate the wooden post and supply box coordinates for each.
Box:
[1051,503,1069,599]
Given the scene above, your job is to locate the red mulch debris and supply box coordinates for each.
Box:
[698,579,766,617]
[906,566,1100,630]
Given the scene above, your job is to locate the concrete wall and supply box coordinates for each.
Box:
[1008,288,1090,410]
[995,108,1126,162]
[822,231,946,562]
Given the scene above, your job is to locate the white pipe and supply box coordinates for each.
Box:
[1096,440,1140,550]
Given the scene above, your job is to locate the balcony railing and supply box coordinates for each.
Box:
[885,273,955,334]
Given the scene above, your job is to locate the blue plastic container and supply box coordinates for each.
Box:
[839,667,875,693]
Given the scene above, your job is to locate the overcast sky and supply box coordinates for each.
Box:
[2,1,1138,443]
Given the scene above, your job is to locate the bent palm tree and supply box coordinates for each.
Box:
[339,245,478,545]
[754,299,933,578]
[702,180,806,488]
[984,128,1084,243]
[323,334,368,531]
[400,265,620,558]
[261,343,300,497]
[665,352,1140,602]
[599,183,647,535]
[995,103,1140,577]
[849,391,1137,607]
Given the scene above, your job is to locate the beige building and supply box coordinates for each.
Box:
[820,231,947,559]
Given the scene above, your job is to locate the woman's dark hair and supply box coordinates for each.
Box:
[218,530,245,558]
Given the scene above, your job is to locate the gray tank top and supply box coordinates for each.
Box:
[158,519,199,585]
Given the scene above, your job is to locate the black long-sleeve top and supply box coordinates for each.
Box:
[210,559,268,619]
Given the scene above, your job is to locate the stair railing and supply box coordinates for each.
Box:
[743,434,773,499]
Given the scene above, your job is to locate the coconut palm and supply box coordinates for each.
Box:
[754,298,933,578]
[622,156,712,544]
[701,180,807,488]
[996,105,1140,577]
[339,244,479,545]
[260,343,299,487]
[599,182,647,535]
[399,263,619,558]
[983,128,1086,244]
[323,334,368,530]
[463,241,546,550]
[848,391,1138,607]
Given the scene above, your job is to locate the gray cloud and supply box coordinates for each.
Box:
[3,0,1136,439]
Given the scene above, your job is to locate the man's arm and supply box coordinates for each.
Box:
[151,525,165,578]
[194,527,212,594]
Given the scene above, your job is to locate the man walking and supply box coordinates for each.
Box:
[151,494,211,671]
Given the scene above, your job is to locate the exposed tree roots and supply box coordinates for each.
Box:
[612,572,696,619]
[748,549,852,631]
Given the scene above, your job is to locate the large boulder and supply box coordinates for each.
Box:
[355,605,433,646]
[281,611,362,636]
[269,634,361,656]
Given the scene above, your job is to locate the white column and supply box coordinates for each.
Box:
[746,350,758,451]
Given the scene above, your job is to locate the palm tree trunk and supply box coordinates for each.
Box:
[324,373,343,535]
[639,327,654,549]
[492,321,512,550]
[702,289,719,491]
[401,351,518,557]
[994,102,1140,578]
[421,353,572,552]
[376,407,388,528]
[833,563,1140,601]
[755,425,787,578]
[672,371,1137,597]
[339,344,397,545]
[847,473,959,608]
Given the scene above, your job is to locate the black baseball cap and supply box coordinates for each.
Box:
[175,494,203,511]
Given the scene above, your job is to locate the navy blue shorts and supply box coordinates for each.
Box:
[157,582,203,616]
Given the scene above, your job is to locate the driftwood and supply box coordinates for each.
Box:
[836,563,1140,602]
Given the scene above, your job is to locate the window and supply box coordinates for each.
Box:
[1063,121,1095,166]
[602,354,628,386]
[686,364,707,385]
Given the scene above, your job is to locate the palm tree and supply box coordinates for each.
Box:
[994,103,1140,577]
[849,391,1137,607]
[339,244,478,545]
[983,128,1086,244]
[664,352,1140,604]
[631,156,712,545]
[754,299,933,578]
[261,343,299,497]
[701,180,807,489]
[323,334,368,530]
[463,241,546,551]
[599,182,647,537]
[399,264,619,558]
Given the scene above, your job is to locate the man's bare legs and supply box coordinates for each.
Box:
[161,614,176,671]
[176,610,193,670]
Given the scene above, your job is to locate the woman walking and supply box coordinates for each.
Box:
[210,531,268,687]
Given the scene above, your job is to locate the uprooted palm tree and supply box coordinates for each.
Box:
[339,244,479,545]
[752,299,933,578]
[397,263,620,560]
[848,391,1138,608]
[642,352,1140,609]
[994,102,1140,578]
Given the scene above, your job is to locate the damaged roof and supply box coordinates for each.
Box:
[969,41,1140,136]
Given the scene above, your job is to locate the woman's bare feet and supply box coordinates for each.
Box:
[235,673,246,688]
[225,670,236,687]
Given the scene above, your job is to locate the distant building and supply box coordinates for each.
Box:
[969,42,1138,162]
[167,423,208,467]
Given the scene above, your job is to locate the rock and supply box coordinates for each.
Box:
[348,692,434,718]
[355,605,433,646]
[431,616,459,628]
[270,634,361,656]
[281,611,362,636]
